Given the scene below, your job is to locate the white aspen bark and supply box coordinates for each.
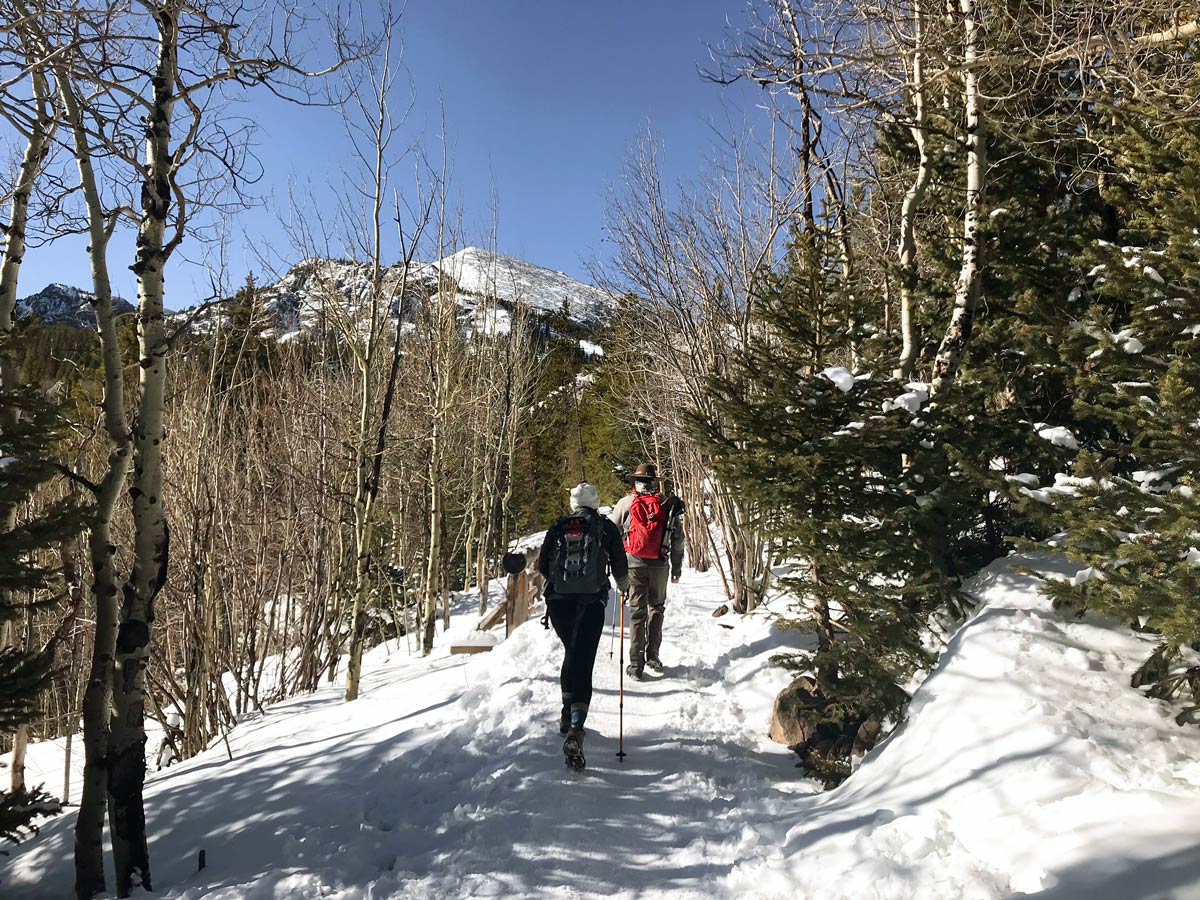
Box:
[932,0,985,396]
[778,2,816,233]
[109,5,181,892]
[59,572,82,804]
[343,249,384,698]
[326,520,347,683]
[421,279,454,654]
[10,725,28,792]
[48,56,134,899]
[63,728,73,803]
[342,353,377,700]
[896,3,931,380]
[343,470,377,700]
[821,167,856,366]
[344,255,419,696]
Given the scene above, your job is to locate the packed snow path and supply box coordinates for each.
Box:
[6,565,810,899]
[8,556,1200,899]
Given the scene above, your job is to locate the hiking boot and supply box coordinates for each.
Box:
[646,656,663,672]
[563,726,586,770]
[626,663,645,681]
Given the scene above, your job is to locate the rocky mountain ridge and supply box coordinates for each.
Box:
[14,283,136,328]
[15,249,613,337]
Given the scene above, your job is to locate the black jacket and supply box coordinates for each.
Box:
[537,507,630,599]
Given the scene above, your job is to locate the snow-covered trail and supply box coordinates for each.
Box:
[4,565,811,899]
[9,553,1200,899]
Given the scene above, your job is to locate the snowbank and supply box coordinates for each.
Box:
[728,553,1200,900]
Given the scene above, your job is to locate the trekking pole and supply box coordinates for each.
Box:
[609,592,617,659]
[617,592,627,762]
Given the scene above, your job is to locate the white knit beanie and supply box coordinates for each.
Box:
[569,482,600,511]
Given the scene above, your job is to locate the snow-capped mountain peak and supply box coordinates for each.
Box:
[434,247,612,324]
[15,283,135,328]
[251,248,613,341]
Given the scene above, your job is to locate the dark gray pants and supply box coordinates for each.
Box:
[627,565,669,667]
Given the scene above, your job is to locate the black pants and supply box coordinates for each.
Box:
[548,594,607,712]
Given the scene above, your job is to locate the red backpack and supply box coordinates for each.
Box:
[625,492,666,560]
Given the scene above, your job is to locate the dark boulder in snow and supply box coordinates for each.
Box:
[769,676,881,762]
[769,676,823,746]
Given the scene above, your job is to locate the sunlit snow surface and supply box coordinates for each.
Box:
[8,556,1200,899]
[437,247,613,325]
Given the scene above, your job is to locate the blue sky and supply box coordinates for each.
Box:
[19,1,762,310]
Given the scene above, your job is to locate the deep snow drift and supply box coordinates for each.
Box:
[6,555,1200,899]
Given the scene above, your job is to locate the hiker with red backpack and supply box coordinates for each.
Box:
[609,463,686,680]
[538,482,629,769]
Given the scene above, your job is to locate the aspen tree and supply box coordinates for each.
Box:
[27,11,136,893]
[26,2,351,891]
[0,15,54,805]
[930,0,985,395]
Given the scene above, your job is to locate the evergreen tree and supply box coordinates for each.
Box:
[0,383,79,842]
[866,67,1106,567]
[576,353,642,505]
[511,301,584,532]
[1037,85,1200,722]
[698,233,962,785]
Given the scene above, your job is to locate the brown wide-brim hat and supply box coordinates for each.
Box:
[624,463,660,484]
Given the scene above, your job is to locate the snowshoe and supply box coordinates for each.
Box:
[626,663,645,681]
[563,727,586,770]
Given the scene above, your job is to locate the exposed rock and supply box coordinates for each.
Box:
[853,717,882,757]
[768,676,823,746]
[16,283,135,328]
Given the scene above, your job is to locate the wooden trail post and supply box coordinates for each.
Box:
[451,546,543,654]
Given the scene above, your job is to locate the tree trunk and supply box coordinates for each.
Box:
[10,725,29,793]
[63,72,129,897]
[343,367,377,700]
[109,7,182,893]
[932,0,986,395]
[342,34,420,697]
[0,58,51,437]
[810,562,838,687]
[51,55,132,896]
[895,4,931,380]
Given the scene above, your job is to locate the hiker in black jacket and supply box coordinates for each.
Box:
[538,482,628,769]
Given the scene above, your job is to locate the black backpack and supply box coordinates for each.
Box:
[548,509,609,595]
[660,496,685,561]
